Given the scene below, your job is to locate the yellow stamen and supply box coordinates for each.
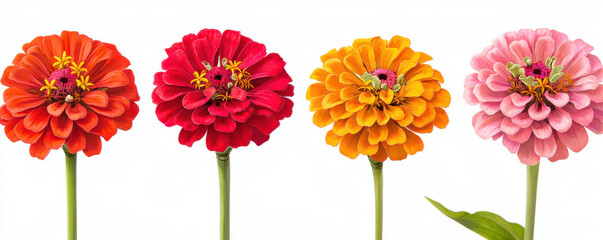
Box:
[76,75,94,91]
[70,62,88,77]
[190,71,210,90]
[225,60,242,74]
[40,79,58,96]
[233,70,254,90]
[53,51,72,69]
[216,93,232,102]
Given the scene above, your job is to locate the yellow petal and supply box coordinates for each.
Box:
[383,142,408,161]
[431,89,451,108]
[330,104,353,121]
[375,108,390,125]
[397,107,414,127]
[345,113,363,134]
[386,122,406,145]
[326,130,344,146]
[320,49,338,63]
[339,133,361,159]
[340,86,361,100]
[325,74,344,91]
[407,64,434,82]
[306,82,329,100]
[332,119,349,136]
[433,107,449,129]
[403,98,426,116]
[358,129,379,155]
[310,68,330,82]
[358,45,376,71]
[309,96,324,111]
[339,72,363,85]
[369,143,388,162]
[345,99,366,113]
[343,54,367,75]
[372,37,387,68]
[412,102,436,128]
[402,81,424,98]
[387,35,410,50]
[322,92,344,109]
[380,48,400,70]
[353,38,372,49]
[357,106,377,127]
[402,129,424,155]
[323,58,346,75]
[359,91,376,104]
[379,89,394,104]
[313,109,333,127]
[384,105,404,120]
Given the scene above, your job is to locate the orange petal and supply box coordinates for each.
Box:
[6,95,46,114]
[23,108,52,132]
[413,102,436,128]
[367,125,381,145]
[397,60,418,76]
[406,64,434,82]
[90,116,117,141]
[332,119,349,136]
[380,48,400,70]
[321,92,344,109]
[403,129,424,155]
[83,133,102,157]
[386,122,406,145]
[345,99,365,113]
[50,114,73,139]
[403,98,426,116]
[66,103,87,121]
[371,37,387,68]
[431,89,451,108]
[358,129,378,155]
[356,107,377,127]
[432,69,445,83]
[77,111,99,132]
[82,90,109,108]
[306,82,330,100]
[113,114,133,131]
[14,120,44,144]
[93,70,129,89]
[345,113,363,134]
[358,45,376,71]
[369,143,388,162]
[402,81,424,98]
[43,128,65,150]
[89,100,125,118]
[83,45,112,71]
[379,89,394,104]
[418,52,433,63]
[340,86,361,100]
[326,130,344,146]
[47,102,67,117]
[42,35,64,62]
[325,74,345,91]
[359,92,376,104]
[310,68,330,82]
[421,81,441,100]
[29,138,51,160]
[66,127,86,153]
[320,49,338,63]
[312,109,333,127]
[3,87,29,102]
[343,54,367,75]
[397,107,414,127]
[352,38,372,49]
[323,59,346,75]
[375,108,390,125]
[330,104,352,121]
[339,133,361,159]
[384,105,404,121]
[383,142,408,161]
[309,96,324,111]
[387,36,410,50]
[339,72,363,85]
[433,108,449,129]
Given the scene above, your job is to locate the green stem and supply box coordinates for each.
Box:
[216,147,232,240]
[369,157,383,240]
[524,163,540,240]
[63,145,77,240]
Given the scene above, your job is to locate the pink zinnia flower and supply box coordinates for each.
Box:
[465,28,603,165]
[152,29,294,152]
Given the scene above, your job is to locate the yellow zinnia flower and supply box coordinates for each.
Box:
[307,36,451,161]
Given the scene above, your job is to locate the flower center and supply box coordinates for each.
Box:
[189,58,253,102]
[370,68,398,89]
[40,51,92,102]
[49,69,78,100]
[507,57,574,103]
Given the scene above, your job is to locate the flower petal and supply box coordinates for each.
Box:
[557,124,588,152]
[528,103,550,121]
[548,108,572,132]
[214,117,236,133]
[534,136,556,158]
[23,108,52,132]
[517,136,539,165]
[66,104,87,121]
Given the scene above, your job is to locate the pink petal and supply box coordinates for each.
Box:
[573,75,599,92]
[510,40,532,63]
[548,108,572,132]
[555,41,576,66]
[566,57,591,79]
[531,121,552,139]
[587,119,603,134]
[464,85,480,106]
[480,102,500,115]
[534,136,557,158]
[528,103,550,121]
[544,92,569,107]
[565,105,594,126]
[534,36,555,62]
[558,123,589,152]
[478,69,495,82]
[583,84,603,103]
[507,126,532,144]
[502,135,520,153]
[548,134,569,162]
[473,112,504,139]
[511,112,534,128]
[500,95,524,118]
[473,84,507,102]
[486,74,510,91]
[493,62,512,78]
[470,50,493,71]
[511,93,533,107]
[501,117,520,135]
[517,136,540,165]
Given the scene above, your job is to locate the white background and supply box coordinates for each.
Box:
[1,0,603,239]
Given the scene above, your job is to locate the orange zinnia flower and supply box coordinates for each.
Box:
[307,36,450,161]
[0,31,140,159]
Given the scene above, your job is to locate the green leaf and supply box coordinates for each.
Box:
[426,197,524,240]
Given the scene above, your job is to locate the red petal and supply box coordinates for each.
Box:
[14,120,44,143]
[230,87,247,101]
[155,98,184,126]
[161,49,196,73]
[182,90,212,109]
[164,69,194,87]
[3,87,29,102]
[223,99,250,114]
[219,30,241,61]
[233,36,252,60]
[47,102,67,116]
[89,100,125,118]
[206,126,229,152]
[276,84,294,97]
[191,106,216,125]
[23,108,52,132]
[250,72,291,92]
[178,125,208,147]
[6,96,46,114]
[153,72,165,85]
[66,103,87,121]
[248,91,284,112]
[113,115,133,131]
[251,127,270,146]
[247,115,280,135]
[77,111,99,132]
[0,105,13,120]
[125,103,139,119]
[91,116,117,141]
[82,90,109,108]
[247,53,285,80]
[208,104,229,117]
[174,109,197,131]
[237,41,267,69]
[50,114,73,138]
[9,67,44,88]
[154,85,192,102]
[83,45,111,71]
[231,106,254,122]
[229,123,252,148]
[29,138,51,160]
[93,70,129,89]
[4,119,20,142]
[279,98,294,118]
[83,133,102,157]
[196,29,222,65]
[66,127,86,154]
[43,129,65,150]
[214,117,236,133]
[88,55,130,81]
[182,34,203,70]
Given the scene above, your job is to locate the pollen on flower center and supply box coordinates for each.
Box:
[507,57,574,103]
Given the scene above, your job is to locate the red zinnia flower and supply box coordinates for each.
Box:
[0,31,140,159]
[152,29,294,151]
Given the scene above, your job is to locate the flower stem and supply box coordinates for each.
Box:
[369,157,383,240]
[216,147,232,240]
[63,145,77,240]
[524,163,540,240]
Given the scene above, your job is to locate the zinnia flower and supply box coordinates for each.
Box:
[307,36,451,161]
[465,28,603,165]
[0,31,140,159]
[152,29,294,152]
